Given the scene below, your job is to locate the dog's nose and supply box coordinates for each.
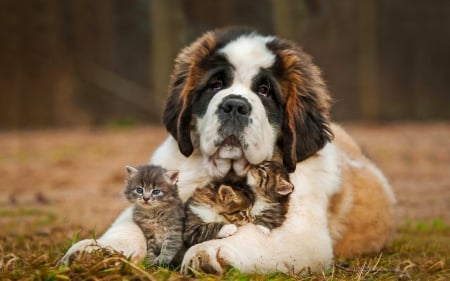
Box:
[220,97,251,116]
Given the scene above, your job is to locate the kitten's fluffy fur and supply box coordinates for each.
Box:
[184,161,294,246]
[183,179,254,248]
[124,165,184,267]
[247,161,294,234]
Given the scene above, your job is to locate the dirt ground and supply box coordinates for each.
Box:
[0,122,449,235]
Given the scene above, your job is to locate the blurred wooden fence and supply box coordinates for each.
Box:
[1,0,449,129]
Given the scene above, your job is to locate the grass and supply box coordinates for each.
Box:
[1,124,448,280]
[0,210,448,281]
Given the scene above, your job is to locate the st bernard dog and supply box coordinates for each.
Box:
[62,27,396,274]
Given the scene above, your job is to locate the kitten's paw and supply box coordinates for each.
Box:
[217,224,238,238]
[153,256,169,267]
[256,225,271,235]
[181,243,237,275]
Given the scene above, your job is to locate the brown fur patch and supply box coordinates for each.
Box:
[163,32,217,156]
[177,32,217,107]
[328,125,395,259]
[330,124,364,159]
[278,49,304,170]
[267,40,333,171]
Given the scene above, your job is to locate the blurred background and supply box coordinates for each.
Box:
[0,3,449,275]
[1,0,449,129]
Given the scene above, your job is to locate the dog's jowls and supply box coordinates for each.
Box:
[62,27,396,274]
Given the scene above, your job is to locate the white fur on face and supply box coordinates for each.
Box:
[195,34,279,177]
[219,34,275,85]
[196,88,277,160]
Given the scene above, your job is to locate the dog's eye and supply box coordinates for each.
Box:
[209,79,223,91]
[258,82,271,97]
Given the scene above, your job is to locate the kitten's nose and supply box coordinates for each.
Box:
[143,197,150,202]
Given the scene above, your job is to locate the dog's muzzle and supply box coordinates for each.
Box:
[204,95,253,178]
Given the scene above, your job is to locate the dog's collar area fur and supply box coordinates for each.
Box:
[205,146,250,179]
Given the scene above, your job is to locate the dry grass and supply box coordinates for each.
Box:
[0,122,449,280]
[0,218,448,280]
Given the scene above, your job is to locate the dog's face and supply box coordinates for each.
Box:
[163,27,333,178]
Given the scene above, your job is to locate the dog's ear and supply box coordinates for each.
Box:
[271,42,333,172]
[163,32,217,157]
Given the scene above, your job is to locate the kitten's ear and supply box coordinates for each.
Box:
[163,170,179,185]
[218,185,237,205]
[125,165,139,178]
[276,178,294,195]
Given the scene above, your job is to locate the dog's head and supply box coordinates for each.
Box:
[163,27,333,177]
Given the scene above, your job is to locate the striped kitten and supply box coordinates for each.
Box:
[124,165,184,267]
[183,179,255,248]
[184,161,293,247]
[247,161,294,235]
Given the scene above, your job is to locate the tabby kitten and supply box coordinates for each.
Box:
[184,161,293,247]
[183,179,255,248]
[124,165,184,267]
[247,161,294,235]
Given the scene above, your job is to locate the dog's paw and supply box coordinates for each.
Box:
[59,239,101,265]
[181,243,237,275]
[217,224,238,238]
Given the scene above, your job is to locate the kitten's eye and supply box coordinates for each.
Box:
[135,187,144,194]
[151,189,162,196]
[257,81,271,97]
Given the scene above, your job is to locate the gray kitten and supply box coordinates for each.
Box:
[123,164,184,267]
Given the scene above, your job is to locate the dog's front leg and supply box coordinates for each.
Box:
[180,222,333,275]
[60,207,147,265]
